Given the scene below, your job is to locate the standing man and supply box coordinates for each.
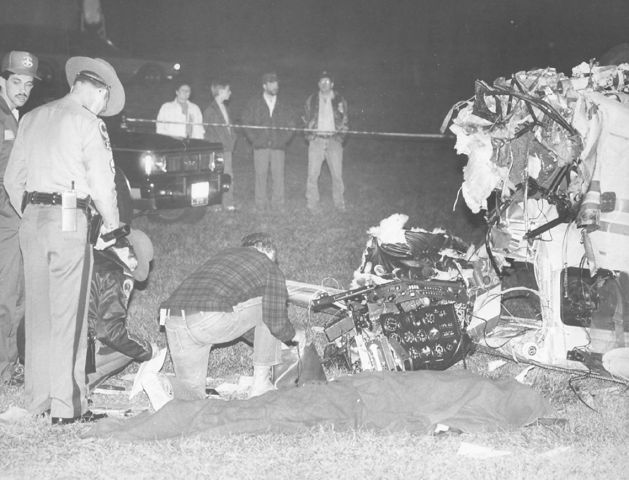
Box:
[204,79,237,211]
[156,81,205,139]
[162,233,304,399]
[0,51,38,384]
[241,72,295,212]
[304,71,349,213]
[4,56,123,424]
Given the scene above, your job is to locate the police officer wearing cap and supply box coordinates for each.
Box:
[0,51,39,384]
[4,56,124,424]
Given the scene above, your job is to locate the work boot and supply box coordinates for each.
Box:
[249,365,275,398]
[142,372,174,411]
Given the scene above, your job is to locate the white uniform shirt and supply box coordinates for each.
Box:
[4,95,119,230]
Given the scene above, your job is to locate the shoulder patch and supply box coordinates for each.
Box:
[98,120,112,152]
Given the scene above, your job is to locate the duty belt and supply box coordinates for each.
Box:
[22,191,91,212]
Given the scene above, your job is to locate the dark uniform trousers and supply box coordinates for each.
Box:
[20,204,92,418]
[0,187,24,381]
[87,340,134,391]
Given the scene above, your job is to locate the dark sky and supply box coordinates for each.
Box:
[103,0,629,73]
[3,0,627,80]
[3,0,628,130]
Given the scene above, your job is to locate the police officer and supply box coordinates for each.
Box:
[0,51,38,384]
[4,57,124,424]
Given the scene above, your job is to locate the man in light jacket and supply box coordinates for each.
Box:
[156,82,205,139]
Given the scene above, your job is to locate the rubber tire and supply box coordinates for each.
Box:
[148,207,207,224]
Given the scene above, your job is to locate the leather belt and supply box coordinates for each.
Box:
[171,307,231,318]
[24,192,90,211]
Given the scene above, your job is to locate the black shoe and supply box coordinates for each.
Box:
[51,410,108,425]
[37,409,51,419]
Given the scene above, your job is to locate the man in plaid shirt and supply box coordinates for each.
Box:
[162,232,303,398]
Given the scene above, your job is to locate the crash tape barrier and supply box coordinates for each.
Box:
[123,117,450,140]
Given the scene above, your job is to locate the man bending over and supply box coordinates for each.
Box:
[162,232,303,399]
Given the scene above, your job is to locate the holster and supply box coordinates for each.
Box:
[88,213,103,246]
[86,332,97,375]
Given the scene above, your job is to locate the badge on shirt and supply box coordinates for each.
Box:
[98,120,112,152]
[123,278,133,299]
[3,129,15,141]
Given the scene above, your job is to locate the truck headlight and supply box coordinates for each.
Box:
[209,152,224,172]
[141,151,167,175]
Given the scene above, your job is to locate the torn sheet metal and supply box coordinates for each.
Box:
[445,60,629,375]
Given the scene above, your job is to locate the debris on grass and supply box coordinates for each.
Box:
[487,359,507,372]
[0,405,29,424]
[457,441,512,459]
[515,365,536,385]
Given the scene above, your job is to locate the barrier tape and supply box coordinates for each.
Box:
[123,116,451,140]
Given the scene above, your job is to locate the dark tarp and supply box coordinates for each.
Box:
[84,370,553,441]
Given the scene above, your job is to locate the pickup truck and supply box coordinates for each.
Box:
[110,122,231,223]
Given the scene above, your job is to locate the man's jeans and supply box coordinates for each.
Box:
[253,148,285,209]
[165,296,281,399]
[306,137,344,209]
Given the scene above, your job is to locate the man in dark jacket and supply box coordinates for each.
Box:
[86,229,157,391]
[241,72,295,212]
[0,51,38,384]
[204,79,237,211]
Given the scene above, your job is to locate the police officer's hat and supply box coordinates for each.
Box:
[1,51,40,79]
[65,56,125,116]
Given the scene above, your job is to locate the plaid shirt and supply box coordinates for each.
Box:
[161,248,295,342]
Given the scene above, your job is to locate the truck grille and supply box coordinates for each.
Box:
[165,152,216,173]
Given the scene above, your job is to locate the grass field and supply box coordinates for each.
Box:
[3,49,629,477]
[1,132,628,479]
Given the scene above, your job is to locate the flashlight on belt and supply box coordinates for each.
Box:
[61,181,77,232]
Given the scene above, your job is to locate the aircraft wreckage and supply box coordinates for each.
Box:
[289,60,629,382]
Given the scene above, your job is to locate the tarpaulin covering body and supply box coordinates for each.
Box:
[84,370,552,441]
